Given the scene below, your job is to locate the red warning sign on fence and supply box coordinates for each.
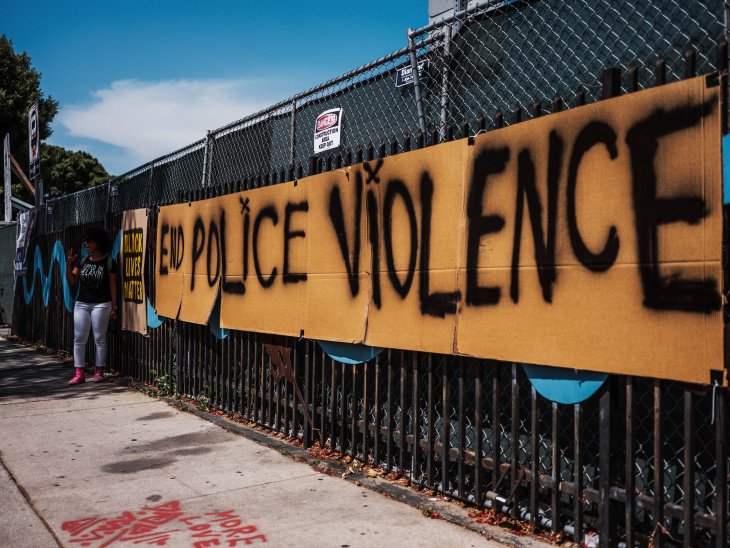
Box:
[313,108,343,153]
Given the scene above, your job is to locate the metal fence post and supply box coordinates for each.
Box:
[290,99,297,172]
[407,28,427,136]
[201,130,213,187]
[716,386,728,548]
[440,24,452,143]
[105,182,112,233]
[145,164,155,210]
[599,379,617,548]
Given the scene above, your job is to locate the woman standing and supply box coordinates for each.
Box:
[65,226,119,384]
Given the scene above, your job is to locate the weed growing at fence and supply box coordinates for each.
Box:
[422,507,440,519]
[150,369,179,398]
[171,399,187,412]
[197,381,212,412]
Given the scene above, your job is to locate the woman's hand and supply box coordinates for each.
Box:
[65,248,79,285]
[110,308,118,322]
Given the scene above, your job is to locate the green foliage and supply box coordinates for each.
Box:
[42,143,109,197]
[171,399,187,412]
[0,34,58,151]
[197,381,212,412]
[0,34,109,205]
[150,369,178,398]
[0,34,58,203]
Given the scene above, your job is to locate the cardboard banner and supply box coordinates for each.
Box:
[14,208,37,276]
[156,75,725,385]
[121,208,148,335]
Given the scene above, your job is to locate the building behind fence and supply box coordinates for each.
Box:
[13,1,730,546]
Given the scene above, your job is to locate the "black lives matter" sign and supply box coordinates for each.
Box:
[123,228,144,304]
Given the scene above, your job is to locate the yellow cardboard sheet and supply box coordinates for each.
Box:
[154,75,725,385]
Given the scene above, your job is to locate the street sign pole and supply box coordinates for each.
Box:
[28,102,42,207]
[3,133,10,221]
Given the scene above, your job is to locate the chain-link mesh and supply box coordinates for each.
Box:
[413,0,725,135]
[40,141,204,232]
[147,141,206,204]
[208,104,291,187]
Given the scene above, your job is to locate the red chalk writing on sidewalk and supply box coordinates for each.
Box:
[61,501,267,546]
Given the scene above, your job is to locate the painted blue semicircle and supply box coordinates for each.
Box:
[317,340,384,365]
[522,363,608,404]
[147,299,164,328]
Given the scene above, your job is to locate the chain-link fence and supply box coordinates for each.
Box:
[17,1,730,546]
[35,0,729,230]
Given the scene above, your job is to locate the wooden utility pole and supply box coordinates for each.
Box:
[7,153,35,198]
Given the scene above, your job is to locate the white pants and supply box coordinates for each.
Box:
[73,301,111,369]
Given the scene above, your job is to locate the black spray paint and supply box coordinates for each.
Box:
[383,179,417,299]
[161,101,720,316]
[626,100,721,313]
[283,201,309,284]
[419,173,461,317]
[328,172,363,297]
[510,131,561,303]
[566,122,620,272]
[253,206,278,288]
[466,146,509,306]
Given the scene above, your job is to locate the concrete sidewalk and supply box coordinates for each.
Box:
[0,336,549,548]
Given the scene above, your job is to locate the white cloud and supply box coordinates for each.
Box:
[58,78,281,170]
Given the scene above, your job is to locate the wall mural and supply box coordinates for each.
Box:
[17,231,165,329]
[156,76,725,386]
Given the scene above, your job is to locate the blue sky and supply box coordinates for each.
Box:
[5,1,429,176]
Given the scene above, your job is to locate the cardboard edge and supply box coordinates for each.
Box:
[203,280,222,327]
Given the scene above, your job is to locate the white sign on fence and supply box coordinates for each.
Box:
[28,102,40,179]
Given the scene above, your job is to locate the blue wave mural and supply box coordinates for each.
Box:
[20,241,79,313]
[17,231,165,329]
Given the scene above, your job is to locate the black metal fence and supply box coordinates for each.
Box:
[12,1,730,546]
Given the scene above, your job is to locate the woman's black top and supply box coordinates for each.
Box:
[76,255,118,303]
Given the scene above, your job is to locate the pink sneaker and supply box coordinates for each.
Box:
[68,368,86,385]
[93,367,105,383]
